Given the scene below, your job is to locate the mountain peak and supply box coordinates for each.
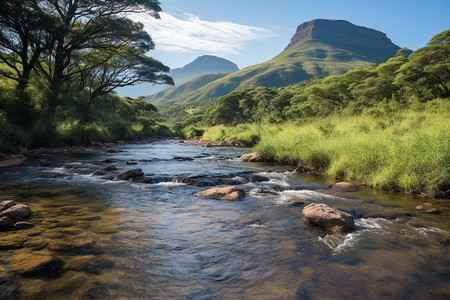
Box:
[286,19,398,51]
[170,55,239,85]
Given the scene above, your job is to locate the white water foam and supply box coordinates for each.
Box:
[156,182,188,187]
[319,218,391,254]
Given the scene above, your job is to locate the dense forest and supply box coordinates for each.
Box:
[0,0,173,151]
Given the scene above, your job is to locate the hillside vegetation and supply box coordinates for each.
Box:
[149,19,403,124]
[196,29,450,197]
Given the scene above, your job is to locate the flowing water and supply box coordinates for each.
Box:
[0,140,449,299]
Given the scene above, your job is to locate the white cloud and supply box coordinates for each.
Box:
[130,12,274,55]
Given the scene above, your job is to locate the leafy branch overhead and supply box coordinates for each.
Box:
[0,0,173,110]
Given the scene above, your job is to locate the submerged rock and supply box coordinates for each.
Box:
[332,182,359,192]
[10,254,63,276]
[194,186,245,201]
[126,160,138,165]
[39,159,51,167]
[302,203,355,232]
[426,208,441,214]
[14,221,34,230]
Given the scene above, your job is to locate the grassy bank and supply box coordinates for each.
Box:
[201,99,449,198]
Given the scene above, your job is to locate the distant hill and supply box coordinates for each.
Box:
[148,19,404,118]
[170,55,239,85]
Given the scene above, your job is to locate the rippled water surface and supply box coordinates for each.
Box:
[0,140,449,299]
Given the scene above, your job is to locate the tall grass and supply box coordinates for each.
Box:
[203,99,449,197]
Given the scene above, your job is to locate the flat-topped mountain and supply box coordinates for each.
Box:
[147,19,403,107]
[170,55,239,85]
[288,19,398,50]
[285,19,401,63]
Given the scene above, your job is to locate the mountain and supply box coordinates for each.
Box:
[170,55,239,85]
[148,19,403,108]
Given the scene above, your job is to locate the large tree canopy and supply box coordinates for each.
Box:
[0,0,172,109]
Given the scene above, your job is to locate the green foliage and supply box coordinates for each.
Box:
[199,30,450,197]
[0,75,173,151]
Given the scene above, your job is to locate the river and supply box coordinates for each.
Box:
[0,140,449,299]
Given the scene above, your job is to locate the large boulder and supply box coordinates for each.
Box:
[10,254,63,276]
[0,204,32,220]
[115,169,144,180]
[194,186,245,201]
[302,203,355,232]
[332,182,359,192]
[240,152,262,162]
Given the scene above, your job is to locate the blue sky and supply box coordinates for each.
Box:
[119,0,450,97]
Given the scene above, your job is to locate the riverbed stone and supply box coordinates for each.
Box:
[0,200,16,213]
[194,186,245,201]
[240,152,262,162]
[106,207,126,214]
[302,203,355,232]
[416,205,424,210]
[64,255,95,272]
[10,253,63,276]
[39,159,51,167]
[0,204,32,220]
[48,236,96,252]
[426,208,441,214]
[115,169,144,180]
[332,182,359,192]
[0,234,28,249]
[288,200,305,207]
[0,216,14,231]
[14,221,34,230]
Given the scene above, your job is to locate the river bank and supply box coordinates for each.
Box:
[199,108,450,199]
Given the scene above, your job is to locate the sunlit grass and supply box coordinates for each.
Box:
[203,101,449,197]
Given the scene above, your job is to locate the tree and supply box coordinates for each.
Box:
[0,0,172,112]
[34,0,171,109]
[395,29,450,100]
[0,1,52,93]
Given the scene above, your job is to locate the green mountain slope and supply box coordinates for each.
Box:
[148,19,404,120]
[170,55,239,85]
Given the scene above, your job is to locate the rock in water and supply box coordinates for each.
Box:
[0,216,14,231]
[115,169,144,180]
[0,204,32,220]
[302,203,355,232]
[332,182,359,192]
[0,200,16,213]
[14,222,34,230]
[194,186,245,201]
[240,152,262,162]
[10,254,63,276]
